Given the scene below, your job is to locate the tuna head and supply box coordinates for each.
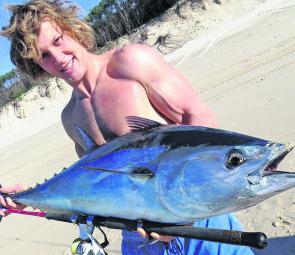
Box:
[156,127,295,221]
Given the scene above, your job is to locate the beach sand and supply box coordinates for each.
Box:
[0,0,294,254]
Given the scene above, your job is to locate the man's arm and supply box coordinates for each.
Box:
[108,44,217,128]
[61,97,84,158]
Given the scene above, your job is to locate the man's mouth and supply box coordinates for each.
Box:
[60,57,74,72]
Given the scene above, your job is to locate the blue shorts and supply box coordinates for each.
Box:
[121,214,254,255]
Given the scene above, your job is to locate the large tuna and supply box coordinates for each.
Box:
[5,117,295,224]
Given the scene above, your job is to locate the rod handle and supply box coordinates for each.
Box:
[144,226,267,249]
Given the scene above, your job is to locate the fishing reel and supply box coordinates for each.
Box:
[71,218,109,255]
[71,236,106,255]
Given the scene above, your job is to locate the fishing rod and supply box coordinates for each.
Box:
[1,208,267,252]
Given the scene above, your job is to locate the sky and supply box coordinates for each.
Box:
[0,0,100,75]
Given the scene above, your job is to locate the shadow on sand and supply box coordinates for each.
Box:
[253,236,295,255]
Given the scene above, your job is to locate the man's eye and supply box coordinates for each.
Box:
[55,35,63,44]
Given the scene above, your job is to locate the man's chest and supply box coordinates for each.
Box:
[73,77,152,141]
[93,77,145,115]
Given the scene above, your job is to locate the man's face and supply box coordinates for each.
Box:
[35,21,88,84]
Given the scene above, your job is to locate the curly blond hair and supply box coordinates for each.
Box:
[1,0,97,79]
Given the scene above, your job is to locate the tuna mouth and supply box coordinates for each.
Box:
[247,145,293,185]
[262,147,292,177]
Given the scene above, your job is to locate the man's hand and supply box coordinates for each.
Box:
[137,227,175,243]
[0,184,28,217]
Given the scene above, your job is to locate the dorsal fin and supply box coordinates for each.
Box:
[74,125,98,154]
[126,116,164,133]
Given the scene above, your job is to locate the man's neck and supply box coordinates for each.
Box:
[71,54,102,99]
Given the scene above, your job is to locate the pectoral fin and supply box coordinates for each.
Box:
[81,165,155,180]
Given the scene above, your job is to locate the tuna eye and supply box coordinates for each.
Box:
[226,150,245,169]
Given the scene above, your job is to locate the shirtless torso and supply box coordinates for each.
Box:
[61,48,173,156]
[60,44,216,157]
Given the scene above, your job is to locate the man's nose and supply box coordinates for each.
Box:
[51,49,66,66]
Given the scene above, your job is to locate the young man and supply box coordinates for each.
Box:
[0,1,253,254]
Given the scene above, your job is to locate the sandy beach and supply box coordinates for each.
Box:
[0,0,294,254]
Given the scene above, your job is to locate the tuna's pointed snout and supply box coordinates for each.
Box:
[250,143,295,196]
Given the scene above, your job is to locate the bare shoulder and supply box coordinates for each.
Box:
[113,44,160,60]
[108,44,165,78]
